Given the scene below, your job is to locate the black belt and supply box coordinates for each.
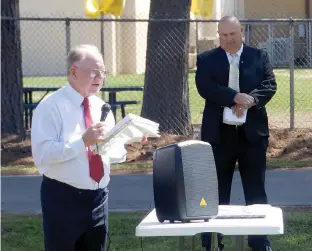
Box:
[42,175,106,196]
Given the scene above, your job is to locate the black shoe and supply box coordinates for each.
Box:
[252,246,272,251]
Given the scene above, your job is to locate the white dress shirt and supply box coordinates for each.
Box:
[31,83,127,190]
[226,43,244,66]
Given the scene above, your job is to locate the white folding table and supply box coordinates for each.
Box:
[135,205,284,251]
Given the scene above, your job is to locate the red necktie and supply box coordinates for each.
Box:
[83,97,104,183]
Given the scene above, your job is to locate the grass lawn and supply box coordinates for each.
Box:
[1,211,312,251]
[0,163,152,175]
[23,69,312,124]
[2,159,312,176]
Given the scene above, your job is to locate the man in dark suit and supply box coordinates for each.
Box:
[195,16,277,251]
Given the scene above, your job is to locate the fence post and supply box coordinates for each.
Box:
[100,13,105,58]
[289,18,295,130]
[195,21,198,55]
[309,21,312,67]
[244,24,250,45]
[268,23,273,65]
[65,18,71,72]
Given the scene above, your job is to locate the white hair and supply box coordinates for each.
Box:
[67,44,103,71]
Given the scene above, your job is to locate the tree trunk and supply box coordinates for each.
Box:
[141,0,193,136]
[1,0,25,136]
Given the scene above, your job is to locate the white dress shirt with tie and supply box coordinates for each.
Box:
[226,43,243,70]
[222,43,245,125]
[31,83,127,190]
[226,43,243,92]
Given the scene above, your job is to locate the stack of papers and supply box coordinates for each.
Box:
[216,205,271,219]
[91,113,160,155]
[222,107,247,126]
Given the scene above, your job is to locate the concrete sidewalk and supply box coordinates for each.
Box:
[1,169,312,214]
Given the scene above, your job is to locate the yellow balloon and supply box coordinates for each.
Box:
[84,0,116,18]
[190,0,203,18]
[84,0,101,18]
[100,0,115,12]
[200,0,214,19]
[104,0,126,18]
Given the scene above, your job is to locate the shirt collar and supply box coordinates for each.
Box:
[226,43,244,57]
[65,83,84,108]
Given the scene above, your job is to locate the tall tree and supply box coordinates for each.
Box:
[1,0,25,136]
[141,0,193,135]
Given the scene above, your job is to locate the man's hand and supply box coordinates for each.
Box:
[234,93,255,106]
[82,122,109,147]
[141,136,148,143]
[232,104,246,118]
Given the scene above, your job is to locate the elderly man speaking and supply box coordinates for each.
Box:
[31,44,146,251]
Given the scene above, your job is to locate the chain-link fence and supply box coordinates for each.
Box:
[241,20,312,130]
[2,17,312,134]
[191,19,312,130]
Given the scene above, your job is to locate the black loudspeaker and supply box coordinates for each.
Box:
[153,140,219,223]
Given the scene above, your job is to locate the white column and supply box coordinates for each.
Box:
[117,0,150,74]
[134,0,150,74]
[235,0,245,19]
[103,15,117,75]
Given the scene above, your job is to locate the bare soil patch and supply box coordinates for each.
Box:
[267,128,312,161]
[1,128,312,168]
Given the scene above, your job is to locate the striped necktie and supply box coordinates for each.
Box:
[228,54,240,92]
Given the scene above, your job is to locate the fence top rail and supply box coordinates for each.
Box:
[2,16,312,23]
[23,86,144,92]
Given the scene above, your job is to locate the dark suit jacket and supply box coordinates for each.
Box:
[195,44,277,144]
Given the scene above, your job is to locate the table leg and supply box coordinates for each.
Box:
[29,91,33,128]
[24,92,29,130]
[178,236,185,251]
[235,236,244,251]
[108,92,117,121]
[211,233,220,251]
[191,236,196,251]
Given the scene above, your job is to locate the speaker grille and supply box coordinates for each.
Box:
[179,141,219,217]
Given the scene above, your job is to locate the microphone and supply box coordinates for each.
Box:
[95,103,111,154]
[100,103,111,121]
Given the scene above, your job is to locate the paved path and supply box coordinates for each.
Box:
[1,170,312,214]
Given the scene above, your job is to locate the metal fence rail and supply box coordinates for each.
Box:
[2,17,312,134]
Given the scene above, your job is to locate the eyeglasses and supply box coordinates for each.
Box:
[73,65,108,79]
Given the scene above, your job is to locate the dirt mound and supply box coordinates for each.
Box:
[1,129,312,166]
[267,129,312,161]
[1,134,34,166]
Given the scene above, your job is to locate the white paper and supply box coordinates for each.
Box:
[217,204,272,218]
[222,107,247,125]
[90,113,160,155]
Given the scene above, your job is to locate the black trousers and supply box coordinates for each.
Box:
[41,176,109,251]
[202,124,270,250]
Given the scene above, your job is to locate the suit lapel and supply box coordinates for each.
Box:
[239,45,250,91]
[218,47,230,69]
[216,47,230,86]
